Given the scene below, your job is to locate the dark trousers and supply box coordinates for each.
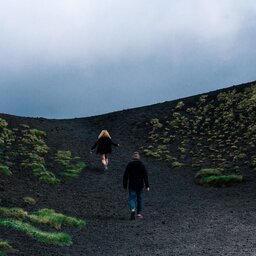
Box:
[129,188,143,214]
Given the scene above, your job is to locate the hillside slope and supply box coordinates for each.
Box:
[1,81,256,255]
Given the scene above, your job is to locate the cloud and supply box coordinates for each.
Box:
[0,1,256,118]
[1,0,256,69]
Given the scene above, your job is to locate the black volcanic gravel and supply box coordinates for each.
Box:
[1,82,256,255]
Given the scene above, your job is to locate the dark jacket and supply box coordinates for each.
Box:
[123,160,149,190]
[91,137,118,154]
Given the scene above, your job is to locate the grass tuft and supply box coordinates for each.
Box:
[195,168,223,179]
[23,197,37,206]
[0,208,28,220]
[0,240,16,255]
[0,119,8,128]
[55,151,87,179]
[0,207,85,247]
[54,151,72,166]
[0,218,72,246]
[29,208,86,230]
[199,175,243,187]
[39,172,60,185]
[171,161,184,168]
[0,165,12,176]
[143,83,256,178]
[60,162,87,179]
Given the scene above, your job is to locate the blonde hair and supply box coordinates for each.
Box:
[98,130,111,139]
[132,151,140,160]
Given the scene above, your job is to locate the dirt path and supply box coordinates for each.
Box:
[43,149,256,256]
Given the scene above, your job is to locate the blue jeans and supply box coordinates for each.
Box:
[129,188,143,214]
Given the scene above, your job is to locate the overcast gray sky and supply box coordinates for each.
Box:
[0,0,256,118]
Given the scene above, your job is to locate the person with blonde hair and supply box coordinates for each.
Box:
[91,130,119,170]
[123,152,150,220]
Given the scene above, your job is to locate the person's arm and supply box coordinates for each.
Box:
[91,140,98,150]
[123,164,129,189]
[111,140,119,147]
[142,163,150,190]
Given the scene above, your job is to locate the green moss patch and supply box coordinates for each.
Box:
[29,208,85,230]
[0,207,85,248]
[195,168,243,187]
[195,168,223,179]
[23,197,37,206]
[198,175,243,187]
[0,240,16,255]
[0,208,28,220]
[171,161,184,168]
[38,172,60,185]
[54,150,72,166]
[17,127,55,184]
[0,118,88,185]
[54,151,87,179]
[0,165,12,176]
[142,83,256,177]
[0,218,72,246]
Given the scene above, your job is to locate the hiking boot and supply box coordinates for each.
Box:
[130,211,135,220]
[137,214,144,219]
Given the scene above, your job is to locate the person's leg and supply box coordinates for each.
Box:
[101,154,106,165]
[129,189,136,211]
[105,154,109,166]
[136,188,143,215]
[129,189,136,220]
[101,154,106,166]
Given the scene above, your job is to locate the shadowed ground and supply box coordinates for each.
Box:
[1,82,256,255]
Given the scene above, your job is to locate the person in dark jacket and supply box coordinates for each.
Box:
[91,130,119,170]
[123,152,149,220]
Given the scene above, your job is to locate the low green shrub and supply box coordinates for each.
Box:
[26,153,45,164]
[250,156,256,168]
[0,119,8,128]
[39,172,60,185]
[178,147,186,154]
[171,161,184,168]
[0,218,72,246]
[150,118,163,128]
[199,175,243,187]
[54,151,72,166]
[195,168,223,179]
[175,101,185,110]
[0,207,85,229]
[30,163,46,175]
[60,171,79,179]
[143,84,256,173]
[28,129,46,138]
[0,207,86,248]
[22,161,60,185]
[29,208,85,230]
[233,153,246,161]
[162,138,171,144]
[0,208,28,220]
[54,151,87,180]
[143,149,155,157]
[60,162,86,179]
[19,124,30,129]
[0,165,12,176]
[23,197,37,206]
[0,240,15,255]
[33,144,49,154]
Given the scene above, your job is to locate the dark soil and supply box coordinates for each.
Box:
[1,82,256,255]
